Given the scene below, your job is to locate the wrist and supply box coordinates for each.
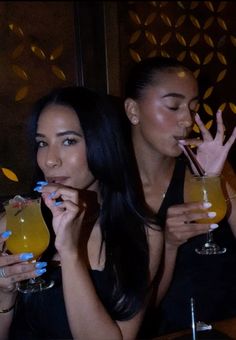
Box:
[0,292,17,314]
[0,303,15,313]
[165,241,179,253]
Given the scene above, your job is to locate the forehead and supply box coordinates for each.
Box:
[150,68,198,96]
[37,104,81,129]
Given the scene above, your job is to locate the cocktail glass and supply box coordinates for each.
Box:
[186,175,227,255]
[3,195,54,293]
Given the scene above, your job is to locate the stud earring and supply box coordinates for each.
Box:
[131,117,138,124]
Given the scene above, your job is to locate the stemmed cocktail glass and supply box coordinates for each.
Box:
[186,175,227,255]
[3,195,54,293]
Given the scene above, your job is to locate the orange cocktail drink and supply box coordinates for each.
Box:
[186,175,227,223]
[4,196,49,259]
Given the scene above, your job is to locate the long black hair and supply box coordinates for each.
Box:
[27,86,153,320]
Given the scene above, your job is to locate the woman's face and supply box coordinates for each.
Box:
[127,68,199,157]
[36,104,97,191]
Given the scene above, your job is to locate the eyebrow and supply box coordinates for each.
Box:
[36,131,82,137]
[162,93,199,101]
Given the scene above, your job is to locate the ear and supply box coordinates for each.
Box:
[124,98,140,125]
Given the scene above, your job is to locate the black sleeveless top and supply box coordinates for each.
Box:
[139,157,236,337]
[9,265,117,339]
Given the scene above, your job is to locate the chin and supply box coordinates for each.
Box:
[168,147,183,158]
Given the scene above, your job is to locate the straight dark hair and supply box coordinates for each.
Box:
[27,86,152,320]
[125,56,191,100]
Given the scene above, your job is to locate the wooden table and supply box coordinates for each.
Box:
[154,317,236,339]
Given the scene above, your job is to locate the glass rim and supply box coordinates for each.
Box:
[190,174,222,179]
[2,195,41,207]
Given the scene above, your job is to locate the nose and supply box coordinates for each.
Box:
[178,107,194,129]
[45,146,62,168]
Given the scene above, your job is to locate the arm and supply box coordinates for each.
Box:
[42,185,163,340]
[155,201,217,305]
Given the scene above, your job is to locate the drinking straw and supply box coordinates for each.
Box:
[182,144,205,177]
[191,297,197,340]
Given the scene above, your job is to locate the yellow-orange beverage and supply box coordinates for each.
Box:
[186,175,227,223]
[4,196,49,259]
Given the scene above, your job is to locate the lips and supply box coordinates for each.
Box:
[174,135,187,141]
[46,177,69,184]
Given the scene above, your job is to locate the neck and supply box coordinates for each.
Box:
[133,140,175,187]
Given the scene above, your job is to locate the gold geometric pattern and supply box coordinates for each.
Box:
[125,1,236,137]
[9,22,66,102]
[0,2,76,196]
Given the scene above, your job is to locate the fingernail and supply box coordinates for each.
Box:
[203,202,212,208]
[208,212,216,218]
[54,201,62,206]
[33,186,42,192]
[35,262,47,269]
[35,268,47,276]
[19,253,34,261]
[48,191,56,199]
[210,224,219,230]
[178,140,186,145]
[36,181,48,186]
[1,230,12,239]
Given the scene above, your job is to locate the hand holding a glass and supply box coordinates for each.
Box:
[2,195,54,293]
[165,200,218,250]
[0,233,45,297]
[185,175,227,255]
[176,110,234,254]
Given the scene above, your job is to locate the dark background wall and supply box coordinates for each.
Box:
[0,1,235,198]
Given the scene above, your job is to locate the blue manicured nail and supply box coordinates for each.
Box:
[35,268,47,276]
[1,230,12,239]
[48,191,56,199]
[33,186,42,192]
[36,181,48,186]
[35,262,47,269]
[19,253,34,261]
[54,201,62,206]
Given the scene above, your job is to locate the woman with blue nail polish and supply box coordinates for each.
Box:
[0,86,163,339]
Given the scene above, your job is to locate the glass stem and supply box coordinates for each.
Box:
[207,230,214,244]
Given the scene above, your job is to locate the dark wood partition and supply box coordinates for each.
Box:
[0,1,235,199]
[0,1,77,196]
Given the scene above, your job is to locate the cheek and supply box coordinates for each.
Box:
[141,109,175,132]
[69,149,90,174]
[69,152,86,168]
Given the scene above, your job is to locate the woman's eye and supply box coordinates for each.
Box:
[63,138,77,146]
[168,106,179,111]
[36,140,47,148]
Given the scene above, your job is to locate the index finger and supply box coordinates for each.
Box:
[0,252,34,267]
[167,201,212,216]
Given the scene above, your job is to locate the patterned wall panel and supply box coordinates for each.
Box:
[0,2,77,196]
[118,1,236,168]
